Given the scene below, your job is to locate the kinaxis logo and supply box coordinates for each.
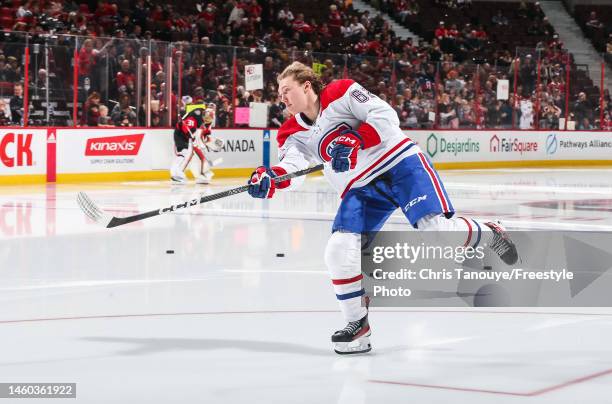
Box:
[490,134,538,154]
[85,134,144,156]
[426,133,479,158]
[0,133,33,167]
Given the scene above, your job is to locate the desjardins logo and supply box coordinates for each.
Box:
[427,133,479,158]
[427,133,438,157]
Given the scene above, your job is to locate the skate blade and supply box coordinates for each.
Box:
[333,336,372,355]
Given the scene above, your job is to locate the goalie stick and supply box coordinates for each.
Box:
[77,164,324,228]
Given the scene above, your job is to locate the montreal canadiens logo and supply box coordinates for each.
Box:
[318,123,351,161]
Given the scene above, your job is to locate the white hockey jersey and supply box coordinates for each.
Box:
[274,79,419,198]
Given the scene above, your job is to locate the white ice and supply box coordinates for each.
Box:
[1,168,612,403]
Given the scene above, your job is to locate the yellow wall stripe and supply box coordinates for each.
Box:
[0,174,47,185]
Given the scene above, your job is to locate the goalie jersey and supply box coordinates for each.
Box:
[274,79,419,197]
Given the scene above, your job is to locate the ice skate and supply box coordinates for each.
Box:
[171,175,187,185]
[195,170,214,185]
[331,314,372,355]
[484,221,519,265]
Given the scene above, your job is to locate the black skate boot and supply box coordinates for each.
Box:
[331,314,372,355]
[484,221,519,265]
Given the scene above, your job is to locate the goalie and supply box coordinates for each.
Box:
[170,103,224,184]
[191,107,224,184]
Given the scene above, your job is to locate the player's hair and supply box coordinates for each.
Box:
[277,62,323,96]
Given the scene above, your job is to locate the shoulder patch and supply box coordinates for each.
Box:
[320,79,355,110]
[277,116,308,148]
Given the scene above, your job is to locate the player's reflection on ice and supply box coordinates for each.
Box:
[81,336,330,357]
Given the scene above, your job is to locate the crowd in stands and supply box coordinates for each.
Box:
[0,0,609,129]
[571,5,611,63]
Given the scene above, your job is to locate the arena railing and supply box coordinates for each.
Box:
[2,32,609,130]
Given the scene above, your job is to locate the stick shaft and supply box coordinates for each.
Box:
[107,164,324,228]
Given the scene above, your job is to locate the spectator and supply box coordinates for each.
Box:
[435,21,447,40]
[340,19,353,38]
[0,55,8,81]
[492,10,509,26]
[0,99,10,126]
[111,93,137,126]
[349,15,366,38]
[78,39,100,96]
[519,55,537,94]
[499,99,513,128]
[81,92,102,126]
[227,1,245,26]
[577,116,594,130]
[277,5,294,22]
[519,96,534,129]
[268,92,284,127]
[116,59,135,93]
[572,92,592,123]
[585,11,604,30]
[328,5,343,30]
[9,83,24,125]
[216,97,231,127]
[539,101,561,129]
[4,56,21,82]
[117,111,135,127]
[98,105,113,126]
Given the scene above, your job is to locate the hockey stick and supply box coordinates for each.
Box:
[76,164,324,228]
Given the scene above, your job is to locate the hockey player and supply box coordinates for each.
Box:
[170,104,209,184]
[191,108,224,184]
[246,62,518,355]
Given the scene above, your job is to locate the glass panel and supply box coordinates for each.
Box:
[40,36,76,127]
[535,56,560,130]
[178,43,234,128]
[600,53,610,130]
[112,38,142,127]
[570,62,594,130]
[513,47,538,129]
[387,55,436,129]
[0,32,27,125]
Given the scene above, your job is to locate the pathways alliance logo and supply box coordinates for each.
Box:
[546,134,558,155]
[426,133,479,158]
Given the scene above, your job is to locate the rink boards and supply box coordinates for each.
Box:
[0,127,611,184]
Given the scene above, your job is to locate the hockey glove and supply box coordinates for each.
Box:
[329,129,363,173]
[248,166,277,199]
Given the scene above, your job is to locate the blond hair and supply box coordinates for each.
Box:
[277,62,323,96]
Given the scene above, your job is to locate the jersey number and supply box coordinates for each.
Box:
[351,89,369,103]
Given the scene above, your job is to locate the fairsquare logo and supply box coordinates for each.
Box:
[85,134,144,156]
